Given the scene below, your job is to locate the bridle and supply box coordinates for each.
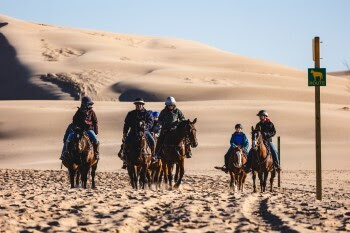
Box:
[185,121,198,148]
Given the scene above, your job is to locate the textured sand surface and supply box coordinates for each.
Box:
[0,169,349,232]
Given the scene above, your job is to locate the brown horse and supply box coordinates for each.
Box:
[160,119,198,189]
[147,132,163,189]
[250,126,276,192]
[62,127,98,189]
[227,146,247,192]
[125,121,152,189]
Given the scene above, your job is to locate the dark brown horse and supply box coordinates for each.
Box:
[227,146,247,192]
[251,126,276,192]
[62,127,98,189]
[125,121,152,189]
[148,132,163,189]
[160,119,198,189]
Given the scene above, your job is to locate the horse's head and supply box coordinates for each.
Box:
[251,126,262,150]
[72,126,88,153]
[232,146,243,168]
[184,118,198,148]
[136,120,146,138]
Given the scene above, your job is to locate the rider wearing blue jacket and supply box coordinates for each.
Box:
[223,124,249,172]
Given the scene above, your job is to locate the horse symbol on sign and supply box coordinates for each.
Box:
[310,70,323,81]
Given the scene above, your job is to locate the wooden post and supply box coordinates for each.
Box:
[277,136,281,187]
[314,37,322,200]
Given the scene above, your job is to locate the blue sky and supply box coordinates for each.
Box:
[1,0,349,71]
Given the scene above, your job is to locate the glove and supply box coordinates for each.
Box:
[122,132,127,142]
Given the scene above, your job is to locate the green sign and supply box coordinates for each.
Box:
[308,68,326,86]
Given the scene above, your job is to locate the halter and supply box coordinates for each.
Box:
[184,121,197,147]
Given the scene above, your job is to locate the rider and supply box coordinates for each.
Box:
[154,96,192,159]
[121,98,155,168]
[63,96,100,160]
[245,110,281,172]
[222,124,249,172]
[150,111,161,135]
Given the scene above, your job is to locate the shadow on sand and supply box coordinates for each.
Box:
[0,22,59,100]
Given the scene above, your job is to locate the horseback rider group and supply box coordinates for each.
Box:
[60,96,281,172]
[221,110,281,173]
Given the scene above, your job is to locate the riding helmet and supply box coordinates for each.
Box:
[81,96,94,106]
[257,110,268,117]
[235,124,243,129]
[165,96,176,106]
[152,111,160,117]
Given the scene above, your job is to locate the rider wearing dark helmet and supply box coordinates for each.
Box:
[245,110,281,172]
[222,123,249,172]
[62,96,100,160]
[154,96,192,159]
[120,98,155,168]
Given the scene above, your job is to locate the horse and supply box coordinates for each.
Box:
[147,132,163,189]
[160,119,198,190]
[250,126,276,193]
[227,146,247,192]
[125,121,152,189]
[62,127,98,189]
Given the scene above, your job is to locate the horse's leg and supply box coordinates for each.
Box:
[168,164,174,190]
[174,164,179,183]
[237,173,242,192]
[270,169,276,192]
[229,172,234,190]
[257,171,263,192]
[133,165,138,190]
[75,170,80,187]
[69,168,75,188]
[91,164,97,189]
[147,168,152,189]
[142,164,148,189]
[263,171,269,193]
[242,172,247,192]
[163,164,168,186]
[81,169,88,189]
[252,171,257,193]
[174,159,185,189]
[127,166,135,189]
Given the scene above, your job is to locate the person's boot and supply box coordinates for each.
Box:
[275,162,281,172]
[60,142,71,160]
[118,143,124,159]
[185,145,192,158]
[244,161,251,173]
[93,143,100,160]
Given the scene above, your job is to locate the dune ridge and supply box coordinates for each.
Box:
[0,14,349,103]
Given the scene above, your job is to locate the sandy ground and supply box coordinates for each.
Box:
[0,169,349,232]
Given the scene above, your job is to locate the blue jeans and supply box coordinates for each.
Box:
[247,142,279,167]
[67,130,99,144]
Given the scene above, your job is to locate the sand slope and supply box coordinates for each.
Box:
[0,14,349,104]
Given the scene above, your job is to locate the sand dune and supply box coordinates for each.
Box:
[0,14,349,103]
